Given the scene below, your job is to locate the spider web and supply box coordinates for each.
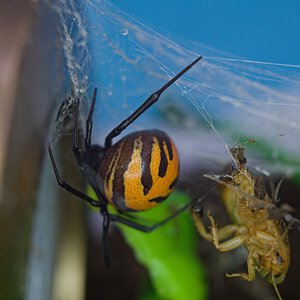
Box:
[51,0,300,177]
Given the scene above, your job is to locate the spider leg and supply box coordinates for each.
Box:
[109,201,190,232]
[99,202,189,267]
[102,210,112,267]
[85,88,97,149]
[72,98,85,174]
[104,56,202,148]
[48,145,100,207]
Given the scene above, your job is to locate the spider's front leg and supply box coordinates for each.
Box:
[104,56,202,148]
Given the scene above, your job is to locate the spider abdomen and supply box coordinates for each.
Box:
[98,129,179,211]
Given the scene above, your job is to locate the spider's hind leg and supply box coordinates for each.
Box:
[102,209,112,267]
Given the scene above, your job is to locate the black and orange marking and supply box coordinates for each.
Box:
[99,130,179,211]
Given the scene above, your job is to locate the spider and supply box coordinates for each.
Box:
[49,56,202,266]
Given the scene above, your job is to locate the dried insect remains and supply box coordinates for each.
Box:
[191,145,291,300]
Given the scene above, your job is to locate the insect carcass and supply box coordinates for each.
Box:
[191,145,290,299]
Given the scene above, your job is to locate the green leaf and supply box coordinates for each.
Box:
[116,191,208,300]
[87,188,207,300]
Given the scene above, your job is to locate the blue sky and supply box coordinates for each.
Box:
[110,1,300,65]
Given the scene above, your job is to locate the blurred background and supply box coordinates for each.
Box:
[111,0,300,64]
[1,1,300,300]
